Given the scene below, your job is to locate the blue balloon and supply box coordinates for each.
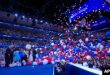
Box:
[97,38,102,42]
[106,31,110,37]
[89,52,96,57]
[74,47,80,52]
[107,52,110,56]
[60,56,65,60]
[54,56,58,60]
[68,57,73,62]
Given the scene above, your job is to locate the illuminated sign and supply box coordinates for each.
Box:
[69,0,110,23]
[89,17,110,29]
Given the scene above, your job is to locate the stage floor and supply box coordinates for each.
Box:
[0,64,54,75]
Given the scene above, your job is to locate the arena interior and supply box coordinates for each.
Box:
[0,0,110,75]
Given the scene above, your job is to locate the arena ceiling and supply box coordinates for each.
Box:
[0,0,87,26]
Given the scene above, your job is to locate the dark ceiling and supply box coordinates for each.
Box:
[0,0,87,25]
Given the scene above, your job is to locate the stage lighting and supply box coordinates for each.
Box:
[45,22,48,24]
[14,13,18,17]
[35,19,38,22]
[22,16,25,18]
[29,18,32,20]
[106,0,110,4]
[40,20,43,23]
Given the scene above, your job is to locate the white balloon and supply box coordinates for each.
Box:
[22,60,26,66]
[94,51,98,54]
[99,45,104,51]
[63,45,66,49]
[35,48,38,51]
[43,59,48,65]
[25,44,31,50]
[86,55,91,60]
[91,35,94,37]
[12,62,17,67]
[33,62,37,66]
[61,59,66,63]
[79,39,83,43]
[9,64,13,67]
[54,51,57,55]
[51,43,54,46]
[83,62,88,67]
[109,48,110,51]
[107,49,110,53]
[51,61,55,64]
[85,37,89,42]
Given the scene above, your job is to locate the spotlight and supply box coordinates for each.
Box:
[14,13,18,17]
[40,20,43,23]
[22,16,25,18]
[35,19,38,22]
[29,18,32,20]
[45,22,48,24]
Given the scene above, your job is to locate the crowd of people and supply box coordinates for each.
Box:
[0,25,110,72]
[0,26,48,38]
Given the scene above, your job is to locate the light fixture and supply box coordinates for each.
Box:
[22,16,25,18]
[40,20,43,23]
[14,13,18,17]
[29,18,32,20]
[35,19,38,22]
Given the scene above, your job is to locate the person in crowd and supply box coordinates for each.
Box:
[13,48,21,66]
[5,48,13,67]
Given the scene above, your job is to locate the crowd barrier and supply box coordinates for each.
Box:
[68,63,102,75]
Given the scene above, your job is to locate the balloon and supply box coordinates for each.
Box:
[79,39,83,43]
[25,44,31,50]
[54,44,58,47]
[106,31,110,37]
[91,35,94,37]
[33,62,37,66]
[74,47,80,52]
[54,51,57,55]
[63,45,66,49]
[51,43,54,46]
[60,56,65,60]
[85,37,89,42]
[86,55,91,60]
[107,50,110,56]
[97,38,102,43]
[83,62,88,67]
[9,64,14,67]
[35,48,38,51]
[22,60,26,66]
[107,53,110,56]
[68,57,73,62]
[61,59,66,63]
[51,61,55,64]
[42,59,48,65]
